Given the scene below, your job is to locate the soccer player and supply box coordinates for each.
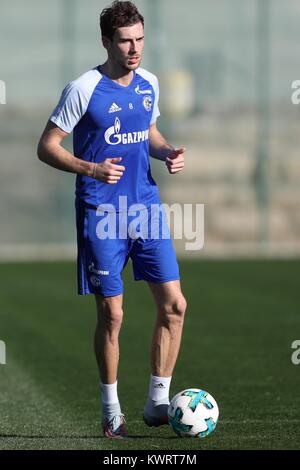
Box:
[37,0,187,439]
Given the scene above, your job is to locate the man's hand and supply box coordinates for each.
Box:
[93,157,125,184]
[37,122,126,182]
[165,148,186,174]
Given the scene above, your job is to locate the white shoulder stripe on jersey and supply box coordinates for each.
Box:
[50,67,102,133]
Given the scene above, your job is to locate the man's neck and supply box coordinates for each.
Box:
[100,61,135,87]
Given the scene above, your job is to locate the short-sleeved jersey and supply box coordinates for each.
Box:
[50,66,161,211]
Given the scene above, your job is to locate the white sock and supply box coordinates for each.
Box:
[101,381,119,404]
[100,381,121,420]
[148,375,172,402]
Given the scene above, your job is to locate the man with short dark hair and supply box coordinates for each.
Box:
[38,1,187,438]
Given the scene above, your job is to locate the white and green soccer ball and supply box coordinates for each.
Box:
[168,388,219,438]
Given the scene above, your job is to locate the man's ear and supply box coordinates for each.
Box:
[102,36,111,50]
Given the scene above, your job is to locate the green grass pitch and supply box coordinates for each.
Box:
[0,259,299,450]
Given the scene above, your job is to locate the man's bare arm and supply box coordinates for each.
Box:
[149,123,185,174]
[37,121,125,184]
[149,122,174,161]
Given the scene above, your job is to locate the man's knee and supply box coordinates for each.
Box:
[96,296,124,331]
[159,295,187,325]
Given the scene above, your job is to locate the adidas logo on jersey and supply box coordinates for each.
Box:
[109,102,122,113]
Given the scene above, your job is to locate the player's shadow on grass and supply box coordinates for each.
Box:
[0,433,178,440]
[123,435,178,440]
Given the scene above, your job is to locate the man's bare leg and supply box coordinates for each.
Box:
[144,280,187,426]
[94,294,127,437]
[149,280,187,377]
[94,294,123,383]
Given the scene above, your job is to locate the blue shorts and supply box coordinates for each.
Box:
[76,202,180,297]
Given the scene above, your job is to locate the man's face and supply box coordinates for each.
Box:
[104,22,144,71]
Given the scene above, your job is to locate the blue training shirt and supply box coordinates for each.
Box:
[50,66,161,211]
